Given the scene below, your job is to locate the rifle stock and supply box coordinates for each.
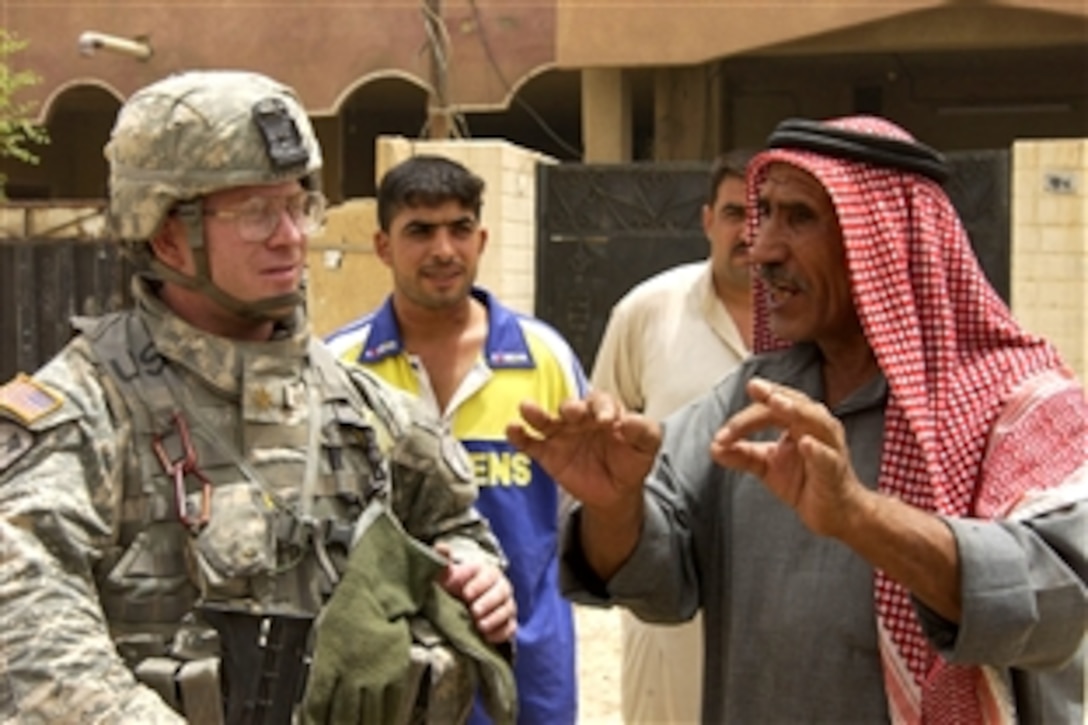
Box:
[198,603,315,725]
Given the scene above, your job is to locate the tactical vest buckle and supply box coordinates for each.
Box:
[152,411,213,528]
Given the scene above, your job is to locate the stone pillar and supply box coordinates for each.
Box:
[581,68,632,162]
[1011,138,1088,380]
[653,63,722,161]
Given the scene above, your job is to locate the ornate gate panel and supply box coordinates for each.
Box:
[536,152,1010,372]
[944,150,1010,299]
[535,163,711,371]
[1,204,132,382]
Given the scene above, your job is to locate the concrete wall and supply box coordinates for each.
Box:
[1011,139,1088,381]
[306,136,556,337]
[305,198,387,339]
[5,3,1084,197]
[8,2,554,122]
[555,1,1087,67]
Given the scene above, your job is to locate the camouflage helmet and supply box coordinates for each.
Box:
[105,69,322,241]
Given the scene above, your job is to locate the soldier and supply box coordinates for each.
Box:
[0,70,517,724]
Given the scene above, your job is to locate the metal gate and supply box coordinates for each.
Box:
[535,152,1010,372]
[0,204,132,382]
[534,163,711,372]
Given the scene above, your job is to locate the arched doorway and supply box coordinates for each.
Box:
[338,76,429,200]
[32,84,120,199]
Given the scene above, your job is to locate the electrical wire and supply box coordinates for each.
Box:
[466,0,583,159]
[420,0,463,139]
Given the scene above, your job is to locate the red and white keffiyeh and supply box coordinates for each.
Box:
[748,116,1087,724]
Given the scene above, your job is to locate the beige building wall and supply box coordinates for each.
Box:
[1011,139,1088,381]
[307,137,556,337]
[306,198,388,339]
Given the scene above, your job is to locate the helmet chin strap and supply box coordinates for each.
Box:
[155,200,304,321]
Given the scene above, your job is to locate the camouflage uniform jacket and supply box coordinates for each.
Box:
[0,276,503,723]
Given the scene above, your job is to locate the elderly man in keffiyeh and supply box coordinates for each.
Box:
[507,116,1087,724]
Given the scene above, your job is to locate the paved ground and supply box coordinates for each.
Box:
[574,604,623,723]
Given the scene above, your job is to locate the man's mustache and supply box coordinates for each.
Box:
[757,263,798,289]
[421,261,466,275]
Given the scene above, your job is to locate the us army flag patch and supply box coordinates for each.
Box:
[0,373,62,425]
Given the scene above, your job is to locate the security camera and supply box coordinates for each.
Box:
[78,33,99,56]
[78,32,152,61]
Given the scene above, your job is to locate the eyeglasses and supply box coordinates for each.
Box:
[201,190,326,243]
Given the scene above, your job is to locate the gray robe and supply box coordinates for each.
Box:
[563,343,1086,723]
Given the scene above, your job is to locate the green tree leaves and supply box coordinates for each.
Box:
[0,29,48,197]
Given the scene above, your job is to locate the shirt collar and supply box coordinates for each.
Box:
[360,287,536,370]
[134,275,311,398]
[691,261,717,316]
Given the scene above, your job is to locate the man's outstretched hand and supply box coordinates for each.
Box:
[505,390,660,513]
[710,377,870,539]
[506,390,662,579]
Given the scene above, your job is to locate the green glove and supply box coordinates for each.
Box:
[300,505,445,725]
[300,504,516,725]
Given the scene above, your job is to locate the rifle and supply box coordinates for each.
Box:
[198,603,315,725]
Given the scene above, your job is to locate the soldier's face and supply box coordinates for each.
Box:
[199,180,310,306]
[375,200,488,311]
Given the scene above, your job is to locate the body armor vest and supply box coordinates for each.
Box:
[62,290,516,724]
[77,308,396,672]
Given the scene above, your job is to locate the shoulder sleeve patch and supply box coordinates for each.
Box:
[0,374,63,426]
[0,421,33,471]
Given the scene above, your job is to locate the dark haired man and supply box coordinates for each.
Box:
[329,154,584,725]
